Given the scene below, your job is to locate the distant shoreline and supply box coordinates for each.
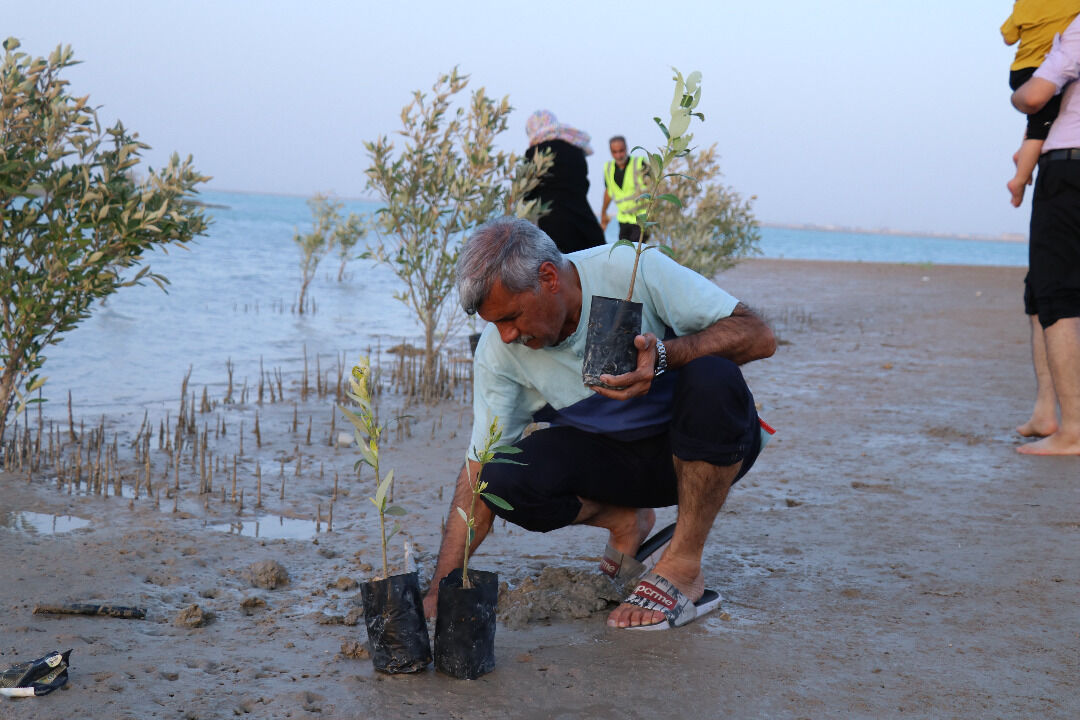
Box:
[760,221,1026,244]
[203,187,1027,243]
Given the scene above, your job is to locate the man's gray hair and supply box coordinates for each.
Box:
[456,217,567,315]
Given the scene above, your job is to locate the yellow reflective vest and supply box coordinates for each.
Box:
[604,156,646,224]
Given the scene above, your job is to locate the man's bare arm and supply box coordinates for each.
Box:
[666,302,776,367]
[422,460,493,618]
[594,303,775,401]
[1012,77,1059,114]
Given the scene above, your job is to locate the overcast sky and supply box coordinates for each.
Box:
[8,1,1032,236]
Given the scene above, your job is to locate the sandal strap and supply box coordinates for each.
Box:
[624,572,693,626]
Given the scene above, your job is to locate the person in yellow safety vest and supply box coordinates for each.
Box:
[600,135,649,244]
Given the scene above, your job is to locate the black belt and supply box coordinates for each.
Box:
[1041,148,1080,163]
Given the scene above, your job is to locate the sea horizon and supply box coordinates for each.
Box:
[199,187,1028,246]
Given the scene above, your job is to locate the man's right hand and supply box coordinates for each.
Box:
[600,212,609,231]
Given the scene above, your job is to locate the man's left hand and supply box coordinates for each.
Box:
[593,333,659,400]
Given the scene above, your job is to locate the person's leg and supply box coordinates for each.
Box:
[1020,156,1080,453]
[478,426,678,546]
[1009,138,1043,207]
[1018,316,1080,454]
[1017,314,1060,437]
[607,356,761,627]
[606,456,741,628]
[573,499,655,559]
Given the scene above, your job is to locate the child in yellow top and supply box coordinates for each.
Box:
[1002,0,1080,207]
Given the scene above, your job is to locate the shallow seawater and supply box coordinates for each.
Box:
[32,189,1026,422]
[1,510,91,534]
[207,515,330,540]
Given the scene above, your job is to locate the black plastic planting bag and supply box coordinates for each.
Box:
[0,649,71,697]
[359,572,431,674]
[582,296,643,387]
[434,568,498,679]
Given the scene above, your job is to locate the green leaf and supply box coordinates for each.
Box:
[488,458,526,466]
[653,117,669,139]
[338,405,368,432]
[374,469,394,507]
[657,193,683,208]
[611,239,635,252]
[357,440,377,468]
[657,245,675,258]
[456,506,468,522]
[480,492,514,511]
[384,505,407,516]
[663,172,700,184]
[490,444,521,454]
[386,522,401,542]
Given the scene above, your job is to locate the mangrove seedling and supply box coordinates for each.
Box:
[458,416,517,588]
[294,193,366,313]
[580,68,707,387]
[616,67,705,299]
[339,357,405,579]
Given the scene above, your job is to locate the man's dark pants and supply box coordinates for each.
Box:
[480,356,762,532]
[1025,154,1080,327]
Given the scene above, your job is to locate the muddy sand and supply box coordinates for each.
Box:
[0,258,1076,719]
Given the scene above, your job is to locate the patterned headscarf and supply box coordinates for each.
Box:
[526,110,593,155]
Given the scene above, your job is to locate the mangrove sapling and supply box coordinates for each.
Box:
[339,358,404,578]
[457,416,517,588]
[339,356,430,673]
[293,194,365,314]
[581,68,704,386]
[433,416,517,680]
[618,67,705,298]
[0,38,209,445]
[333,211,369,282]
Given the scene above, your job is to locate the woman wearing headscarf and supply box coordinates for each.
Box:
[524,110,606,253]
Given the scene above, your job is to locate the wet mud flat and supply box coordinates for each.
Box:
[0,258,1077,719]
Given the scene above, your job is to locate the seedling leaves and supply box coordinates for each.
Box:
[481,492,514,511]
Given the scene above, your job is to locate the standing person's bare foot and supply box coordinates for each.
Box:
[1016,415,1058,437]
[1017,431,1080,455]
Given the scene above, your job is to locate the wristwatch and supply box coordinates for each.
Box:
[654,339,668,377]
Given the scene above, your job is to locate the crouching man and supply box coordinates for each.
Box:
[422,217,775,630]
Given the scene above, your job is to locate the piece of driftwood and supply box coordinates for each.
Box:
[33,603,146,620]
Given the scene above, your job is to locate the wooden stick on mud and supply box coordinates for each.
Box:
[33,603,146,620]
